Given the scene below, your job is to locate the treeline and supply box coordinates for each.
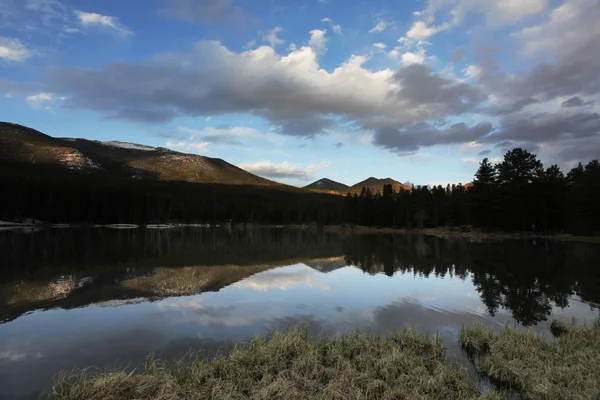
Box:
[345,148,600,235]
[0,162,345,225]
[1,149,599,235]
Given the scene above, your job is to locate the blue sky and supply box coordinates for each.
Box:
[1,0,599,186]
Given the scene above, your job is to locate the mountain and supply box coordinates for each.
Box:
[0,122,281,187]
[304,178,350,194]
[348,177,411,195]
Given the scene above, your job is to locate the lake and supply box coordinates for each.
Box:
[1,228,599,399]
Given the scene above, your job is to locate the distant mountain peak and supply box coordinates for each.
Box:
[304,178,350,193]
[349,177,411,194]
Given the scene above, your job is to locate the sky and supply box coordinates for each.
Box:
[1,0,599,187]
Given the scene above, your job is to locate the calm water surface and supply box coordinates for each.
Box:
[1,228,599,399]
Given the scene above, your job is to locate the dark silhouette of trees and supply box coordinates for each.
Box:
[343,148,599,235]
[1,147,599,235]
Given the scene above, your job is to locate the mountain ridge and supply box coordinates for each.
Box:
[0,121,286,188]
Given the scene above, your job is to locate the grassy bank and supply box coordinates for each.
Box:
[48,320,600,400]
[460,319,600,400]
[49,329,501,400]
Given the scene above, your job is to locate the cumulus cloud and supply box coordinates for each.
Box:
[236,160,330,180]
[75,10,132,35]
[373,42,387,50]
[332,24,342,34]
[36,42,394,131]
[160,0,246,24]
[0,37,32,62]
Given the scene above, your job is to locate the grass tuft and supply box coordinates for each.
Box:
[549,319,570,337]
[48,328,499,400]
[460,319,600,400]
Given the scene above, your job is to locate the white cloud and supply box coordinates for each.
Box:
[401,49,426,65]
[388,47,400,58]
[321,17,332,22]
[308,29,328,53]
[244,40,256,49]
[75,10,132,36]
[461,157,478,164]
[400,0,548,46]
[261,26,284,47]
[27,92,55,110]
[463,64,482,79]
[368,20,387,33]
[373,42,387,50]
[236,160,330,180]
[0,37,32,62]
[406,20,450,40]
[332,24,342,34]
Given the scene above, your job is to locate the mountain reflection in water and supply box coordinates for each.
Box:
[0,228,599,399]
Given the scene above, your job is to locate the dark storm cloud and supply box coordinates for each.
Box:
[562,96,585,108]
[372,121,493,153]
[109,108,179,123]
[557,137,600,164]
[561,96,594,109]
[477,149,492,156]
[271,115,334,137]
[482,112,600,145]
[392,64,486,115]
[160,0,246,24]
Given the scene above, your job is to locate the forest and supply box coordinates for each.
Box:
[345,148,600,235]
[1,148,599,235]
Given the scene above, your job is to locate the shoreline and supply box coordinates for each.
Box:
[322,225,600,243]
[2,220,599,243]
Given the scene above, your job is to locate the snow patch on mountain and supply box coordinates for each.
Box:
[100,141,157,151]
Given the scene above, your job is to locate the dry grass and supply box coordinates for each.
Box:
[460,319,600,400]
[48,329,502,400]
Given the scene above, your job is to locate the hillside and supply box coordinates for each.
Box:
[0,122,281,187]
[348,177,411,195]
[304,178,350,194]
